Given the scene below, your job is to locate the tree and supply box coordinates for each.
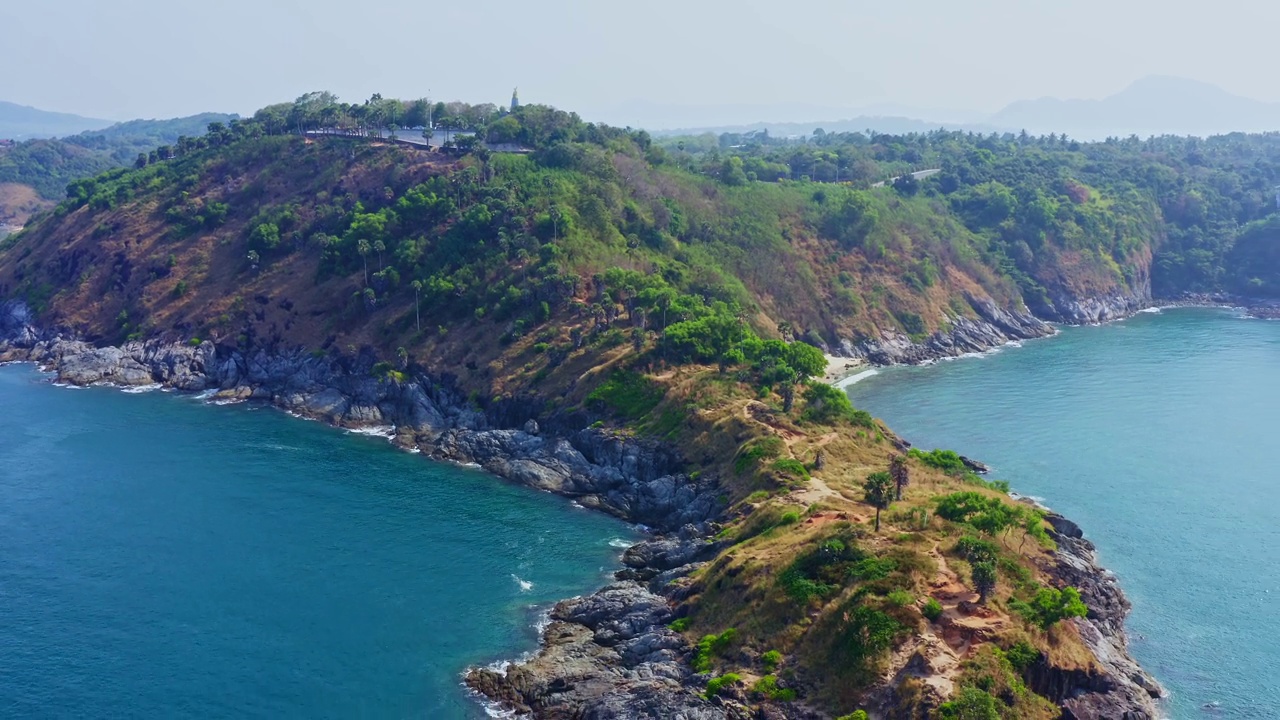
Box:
[889,454,910,501]
[134,153,148,169]
[863,471,894,532]
[411,279,423,332]
[357,239,371,286]
[971,560,997,603]
[938,687,1000,720]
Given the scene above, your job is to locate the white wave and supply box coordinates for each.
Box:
[569,501,587,510]
[210,398,244,406]
[834,368,879,388]
[530,605,553,634]
[122,383,163,394]
[345,425,396,439]
[608,538,634,549]
[511,575,533,592]
[51,382,87,390]
[1004,340,1024,348]
[1137,307,1162,314]
[193,389,218,400]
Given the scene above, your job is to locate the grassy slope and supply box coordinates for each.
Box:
[0,131,1124,716]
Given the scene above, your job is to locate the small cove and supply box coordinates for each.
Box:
[0,363,637,718]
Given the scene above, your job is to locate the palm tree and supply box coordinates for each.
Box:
[863,471,895,532]
[357,239,371,286]
[411,280,423,332]
[890,455,910,501]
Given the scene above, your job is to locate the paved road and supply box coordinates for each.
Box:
[872,168,941,188]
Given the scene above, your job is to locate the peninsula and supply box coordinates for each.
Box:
[5,92,1276,717]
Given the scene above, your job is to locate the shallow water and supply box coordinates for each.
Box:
[0,364,637,718]
[847,308,1280,718]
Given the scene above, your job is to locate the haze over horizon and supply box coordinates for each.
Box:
[4,0,1280,128]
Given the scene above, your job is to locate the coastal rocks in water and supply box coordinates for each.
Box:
[466,581,741,720]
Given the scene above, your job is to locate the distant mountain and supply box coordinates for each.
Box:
[990,76,1280,140]
[0,101,112,139]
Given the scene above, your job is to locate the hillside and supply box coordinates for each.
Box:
[0,112,237,225]
[6,93,1277,718]
[0,100,111,139]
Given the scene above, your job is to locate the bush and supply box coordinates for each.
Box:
[761,649,782,672]
[693,628,738,673]
[751,674,797,701]
[923,598,943,622]
[779,510,801,525]
[836,713,869,720]
[586,370,665,420]
[705,673,741,698]
[910,448,968,474]
[772,458,811,482]
[1010,586,1088,629]
[938,687,1000,719]
[801,382,873,427]
[668,617,690,632]
[887,589,914,607]
[1004,640,1040,670]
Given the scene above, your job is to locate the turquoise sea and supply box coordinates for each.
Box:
[846,308,1280,718]
[0,364,637,719]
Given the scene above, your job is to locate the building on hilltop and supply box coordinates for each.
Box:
[511,88,520,112]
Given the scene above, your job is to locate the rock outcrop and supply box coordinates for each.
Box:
[834,296,1056,365]
[1035,513,1163,719]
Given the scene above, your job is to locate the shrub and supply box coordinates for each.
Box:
[693,629,738,673]
[910,448,968,474]
[1010,586,1088,629]
[836,713,869,720]
[751,674,797,701]
[887,590,914,607]
[761,650,782,672]
[849,557,897,581]
[1004,640,1040,671]
[735,436,786,474]
[801,382,873,426]
[586,370,665,420]
[668,617,690,632]
[705,673,741,698]
[772,458,811,482]
[779,510,801,525]
[923,598,943,622]
[938,687,1000,719]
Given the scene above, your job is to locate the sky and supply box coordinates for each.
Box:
[4,0,1280,127]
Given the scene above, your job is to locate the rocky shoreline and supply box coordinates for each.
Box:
[0,299,1163,718]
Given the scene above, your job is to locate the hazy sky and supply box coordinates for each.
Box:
[4,0,1280,126]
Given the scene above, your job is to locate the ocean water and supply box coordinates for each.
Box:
[0,364,637,719]
[846,308,1280,718]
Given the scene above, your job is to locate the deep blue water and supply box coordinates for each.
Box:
[846,308,1280,718]
[0,365,636,719]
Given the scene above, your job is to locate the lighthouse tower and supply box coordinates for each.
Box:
[511,88,520,112]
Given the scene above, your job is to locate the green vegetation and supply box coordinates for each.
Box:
[0,113,236,198]
[1010,586,1089,629]
[704,672,741,698]
[692,628,738,673]
[863,471,895,531]
[923,597,944,622]
[761,649,782,672]
[751,674,797,701]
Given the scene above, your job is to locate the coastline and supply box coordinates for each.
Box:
[0,298,1163,718]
